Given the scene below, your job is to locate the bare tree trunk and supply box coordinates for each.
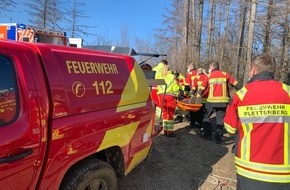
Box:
[281,0,289,83]
[24,0,64,29]
[263,0,273,53]
[235,0,247,80]
[219,0,231,70]
[71,0,77,37]
[196,0,204,66]
[43,0,48,27]
[206,0,215,61]
[243,0,257,85]
[120,25,130,47]
[182,0,190,69]
[191,0,197,66]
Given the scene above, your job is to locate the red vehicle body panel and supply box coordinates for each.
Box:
[0,40,155,189]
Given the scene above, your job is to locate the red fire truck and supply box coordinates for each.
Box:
[0,40,160,189]
[0,23,67,45]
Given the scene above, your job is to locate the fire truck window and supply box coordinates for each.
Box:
[0,56,18,127]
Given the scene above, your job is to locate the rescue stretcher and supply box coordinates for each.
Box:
[177,98,203,112]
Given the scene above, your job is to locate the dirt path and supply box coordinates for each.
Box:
[118,122,237,190]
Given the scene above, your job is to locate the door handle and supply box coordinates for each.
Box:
[0,149,33,163]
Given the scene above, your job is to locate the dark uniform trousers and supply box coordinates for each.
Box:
[202,102,226,139]
[237,174,290,190]
[189,104,205,129]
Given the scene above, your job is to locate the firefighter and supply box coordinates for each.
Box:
[175,70,186,92]
[184,63,197,96]
[152,60,168,122]
[157,64,180,137]
[224,53,290,190]
[196,60,238,144]
[188,68,208,134]
[173,70,188,123]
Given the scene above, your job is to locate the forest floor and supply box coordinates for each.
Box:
[118,118,237,190]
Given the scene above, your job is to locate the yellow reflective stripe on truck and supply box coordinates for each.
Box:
[117,62,149,113]
[125,145,151,175]
[97,121,139,151]
[124,119,154,174]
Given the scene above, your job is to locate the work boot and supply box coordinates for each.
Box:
[166,131,176,137]
[200,133,212,140]
[189,128,197,135]
[174,115,183,123]
[215,125,224,144]
[215,135,222,144]
[163,130,168,136]
[201,121,212,139]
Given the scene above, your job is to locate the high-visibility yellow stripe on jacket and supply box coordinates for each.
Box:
[202,70,237,103]
[224,80,290,183]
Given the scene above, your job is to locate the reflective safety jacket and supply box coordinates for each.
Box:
[152,62,166,92]
[178,74,185,90]
[224,77,290,183]
[157,72,180,96]
[185,69,197,89]
[153,62,166,79]
[193,73,208,103]
[201,69,238,103]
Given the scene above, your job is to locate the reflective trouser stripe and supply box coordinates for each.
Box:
[155,107,162,119]
[163,120,174,131]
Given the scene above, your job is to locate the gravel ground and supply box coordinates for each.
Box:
[118,120,237,190]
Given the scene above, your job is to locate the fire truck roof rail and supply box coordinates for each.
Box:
[26,25,66,36]
[83,45,166,57]
[83,45,166,66]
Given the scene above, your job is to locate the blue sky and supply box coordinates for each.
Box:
[1,0,171,45]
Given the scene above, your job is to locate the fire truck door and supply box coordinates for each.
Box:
[0,50,42,190]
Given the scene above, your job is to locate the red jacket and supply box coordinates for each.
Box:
[224,74,290,183]
[185,70,197,90]
[201,69,237,103]
[193,73,208,101]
